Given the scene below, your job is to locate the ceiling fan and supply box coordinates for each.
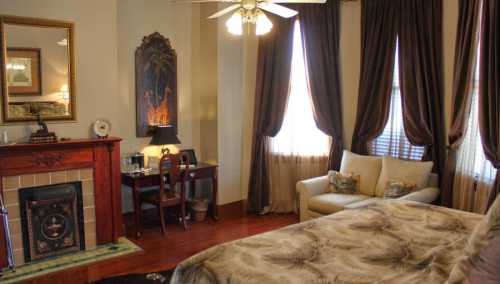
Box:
[186,0,326,36]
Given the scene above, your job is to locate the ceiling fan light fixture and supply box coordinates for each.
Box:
[255,10,273,36]
[226,10,244,36]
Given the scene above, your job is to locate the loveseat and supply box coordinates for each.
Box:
[297,151,440,222]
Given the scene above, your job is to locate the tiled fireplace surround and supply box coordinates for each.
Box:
[0,138,123,269]
[2,169,97,265]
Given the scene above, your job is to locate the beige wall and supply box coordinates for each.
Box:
[0,0,120,142]
[0,1,461,207]
[0,0,215,156]
[238,0,460,200]
[217,5,246,205]
[338,0,459,148]
[0,0,223,209]
[117,0,201,156]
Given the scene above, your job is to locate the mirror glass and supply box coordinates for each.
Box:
[1,18,74,122]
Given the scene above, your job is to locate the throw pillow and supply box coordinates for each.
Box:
[374,156,433,197]
[327,171,359,194]
[383,180,416,199]
[447,195,500,284]
[339,150,382,196]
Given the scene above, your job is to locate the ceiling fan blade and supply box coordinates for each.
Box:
[174,0,239,3]
[208,4,241,19]
[172,0,241,3]
[257,3,298,18]
[270,0,326,3]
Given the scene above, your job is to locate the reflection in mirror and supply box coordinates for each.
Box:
[1,16,75,122]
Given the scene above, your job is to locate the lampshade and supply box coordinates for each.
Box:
[255,11,272,36]
[150,125,181,146]
[226,10,243,36]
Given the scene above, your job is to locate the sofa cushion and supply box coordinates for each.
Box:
[345,198,383,209]
[383,180,417,199]
[374,156,433,197]
[308,193,370,215]
[340,150,382,196]
[327,171,360,194]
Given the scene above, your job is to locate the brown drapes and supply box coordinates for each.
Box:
[398,0,446,175]
[247,18,295,213]
[351,0,399,155]
[479,0,500,209]
[441,0,481,207]
[298,0,344,170]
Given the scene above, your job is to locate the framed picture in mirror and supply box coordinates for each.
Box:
[6,48,42,95]
[0,15,76,123]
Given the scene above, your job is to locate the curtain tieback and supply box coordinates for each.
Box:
[493,161,500,169]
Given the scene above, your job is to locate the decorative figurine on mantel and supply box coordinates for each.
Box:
[29,113,58,144]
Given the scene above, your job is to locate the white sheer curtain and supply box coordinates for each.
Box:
[267,20,330,213]
[368,44,425,160]
[269,21,330,157]
[453,49,497,214]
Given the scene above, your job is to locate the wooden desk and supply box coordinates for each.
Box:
[121,162,218,238]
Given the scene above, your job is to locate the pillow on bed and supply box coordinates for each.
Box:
[374,156,433,197]
[340,150,381,196]
[383,180,416,199]
[327,171,359,194]
[447,195,500,284]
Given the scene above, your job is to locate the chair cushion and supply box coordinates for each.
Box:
[374,156,433,197]
[140,187,179,204]
[308,193,370,215]
[340,150,382,196]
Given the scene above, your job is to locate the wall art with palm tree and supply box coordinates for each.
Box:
[135,32,177,137]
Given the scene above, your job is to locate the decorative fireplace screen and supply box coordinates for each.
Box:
[19,182,85,262]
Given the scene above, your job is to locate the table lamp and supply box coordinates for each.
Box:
[149,125,181,155]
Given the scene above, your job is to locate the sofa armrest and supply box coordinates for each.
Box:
[398,187,440,204]
[296,175,329,221]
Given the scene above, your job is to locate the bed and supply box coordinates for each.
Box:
[169,200,483,284]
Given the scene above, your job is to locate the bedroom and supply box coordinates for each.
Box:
[0,0,498,283]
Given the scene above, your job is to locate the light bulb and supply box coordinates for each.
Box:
[60,84,69,92]
[226,11,243,36]
[255,11,273,36]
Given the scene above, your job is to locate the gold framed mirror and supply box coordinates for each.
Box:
[0,15,76,123]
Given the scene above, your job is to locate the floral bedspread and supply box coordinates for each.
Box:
[170,200,482,284]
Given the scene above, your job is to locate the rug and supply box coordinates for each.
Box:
[94,268,175,284]
[0,237,142,284]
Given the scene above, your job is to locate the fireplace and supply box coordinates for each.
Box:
[19,182,85,262]
[0,138,123,268]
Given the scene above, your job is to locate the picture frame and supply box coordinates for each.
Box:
[180,149,197,165]
[6,48,42,95]
[135,32,178,137]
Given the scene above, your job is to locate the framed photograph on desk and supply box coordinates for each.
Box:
[180,149,197,165]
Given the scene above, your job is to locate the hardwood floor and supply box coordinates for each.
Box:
[17,206,298,284]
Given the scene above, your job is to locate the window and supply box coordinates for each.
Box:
[456,42,497,182]
[368,44,425,160]
[270,21,330,157]
[453,25,497,213]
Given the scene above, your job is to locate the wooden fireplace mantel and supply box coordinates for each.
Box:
[0,137,123,268]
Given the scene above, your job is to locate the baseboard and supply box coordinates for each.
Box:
[122,200,248,223]
[217,200,245,219]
